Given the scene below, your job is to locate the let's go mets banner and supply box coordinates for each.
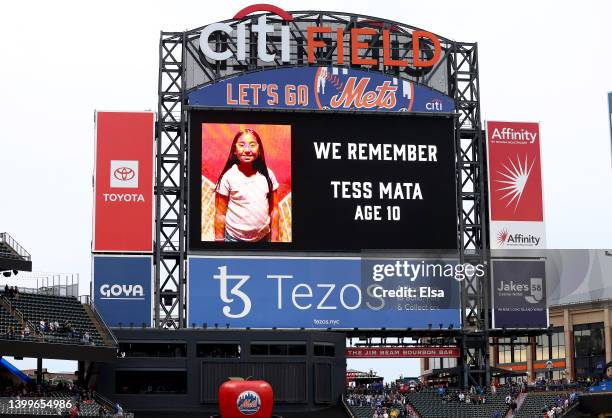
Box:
[486,121,546,249]
[93,111,154,252]
[187,66,454,113]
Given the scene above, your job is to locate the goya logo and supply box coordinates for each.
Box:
[99,284,145,300]
[236,390,261,415]
[314,67,413,111]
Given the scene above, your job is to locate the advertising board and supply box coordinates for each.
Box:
[486,121,546,250]
[188,256,462,329]
[93,111,154,252]
[92,255,152,327]
[188,67,454,113]
[491,259,548,329]
[346,347,460,358]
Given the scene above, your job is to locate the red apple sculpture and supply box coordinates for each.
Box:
[219,378,273,418]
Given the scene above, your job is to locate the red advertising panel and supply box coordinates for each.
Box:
[346,347,460,358]
[93,111,154,252]
[486,121,546,249]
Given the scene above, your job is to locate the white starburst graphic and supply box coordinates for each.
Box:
[495,155,535,211]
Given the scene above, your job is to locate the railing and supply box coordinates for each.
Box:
[0,232,31,260]
[93,391,133,418]
[88,301,119,347]
[0,294,43,342]
[341,394,357,418]
[1,273,79,297]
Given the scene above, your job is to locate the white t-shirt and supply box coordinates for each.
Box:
[217,164,279,241]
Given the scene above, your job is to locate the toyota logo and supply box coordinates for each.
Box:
[113,167,135,181]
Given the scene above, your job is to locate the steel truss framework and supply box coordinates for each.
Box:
[156,11,489,387]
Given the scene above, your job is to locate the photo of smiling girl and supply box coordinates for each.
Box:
[214,128,280,242]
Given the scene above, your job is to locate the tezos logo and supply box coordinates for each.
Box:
[236,390,261,415]
[110,160,139,188]
[100,284,145,300]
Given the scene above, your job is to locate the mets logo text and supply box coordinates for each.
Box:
[236,390,261,415]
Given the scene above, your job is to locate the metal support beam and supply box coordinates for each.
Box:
[155,32,186,328]
[449,42,489,388]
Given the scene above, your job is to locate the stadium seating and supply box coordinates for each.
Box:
[2,292,109,347]
[404,387,511,418]
[0,301,39,342]
[513,391,569,418]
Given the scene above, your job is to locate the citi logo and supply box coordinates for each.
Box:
[110,160,138,188]
[100,284,145,300]
[426,98,443,111]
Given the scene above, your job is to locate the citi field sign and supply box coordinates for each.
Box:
[190,5,453,112]
[199,4,441,68]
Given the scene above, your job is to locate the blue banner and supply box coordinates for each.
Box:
[93,256,152,327]
[188,67,454,113]
[188,257,461,329]
[492,260,548,329]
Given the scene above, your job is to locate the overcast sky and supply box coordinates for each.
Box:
[1,0,611,381]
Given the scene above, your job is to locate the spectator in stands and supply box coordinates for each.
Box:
[69,401,80,417]
[3,284,9,295]
[6,325,15,339]
[23,324,30,337]
[114,402,124,417]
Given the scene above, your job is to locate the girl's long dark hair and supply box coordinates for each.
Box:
[215,128,274,212]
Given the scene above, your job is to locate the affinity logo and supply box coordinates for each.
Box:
[110,160,138,188]
[496,229,509,246]
[236,390,261,415]
[495,155,534,212]
[495,228,541,247]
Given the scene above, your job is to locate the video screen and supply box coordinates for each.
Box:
[199,123,292,243]
[188,110,457,251]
